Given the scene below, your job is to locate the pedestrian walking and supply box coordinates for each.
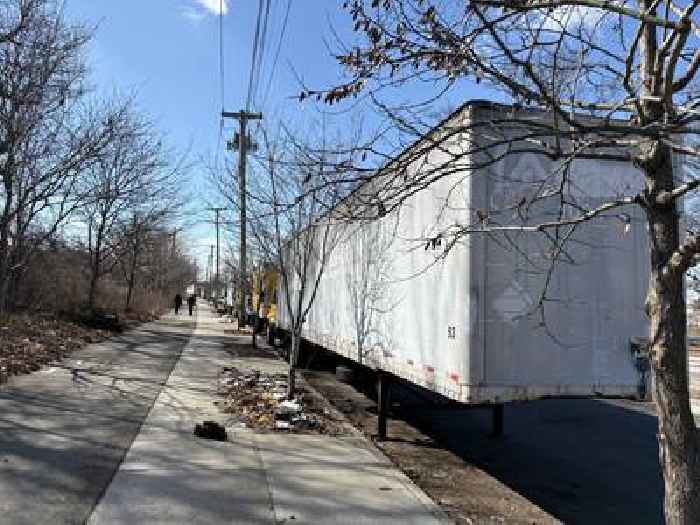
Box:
[187,294,196,316]
[174,293,183,315]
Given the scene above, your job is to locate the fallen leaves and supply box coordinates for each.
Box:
[0,314,111,383]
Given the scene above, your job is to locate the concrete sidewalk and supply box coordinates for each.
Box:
[0,314,194,525]
[88,302,447,524]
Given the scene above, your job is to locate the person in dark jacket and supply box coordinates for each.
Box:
[187,295,196,316]
[174,294,183,315]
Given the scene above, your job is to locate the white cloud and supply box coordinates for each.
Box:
[180,7,206,23]
[195,0,228,15]
[180,0,227,24]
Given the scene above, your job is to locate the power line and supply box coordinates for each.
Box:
[215,0,226,174]
[246,0,265,111]
[260,0,291,111]
[254,0,272,108]
[251,0,289,143]
[219,0,225,113]
[246,0,274,112]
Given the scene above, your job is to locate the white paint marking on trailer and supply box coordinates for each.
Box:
[491,280,533,326]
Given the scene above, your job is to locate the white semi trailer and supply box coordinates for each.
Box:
[277,101,650,406]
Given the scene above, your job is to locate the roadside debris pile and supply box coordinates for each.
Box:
[194,420,227,441]
[0,314,111,383]
[216,366,344,434]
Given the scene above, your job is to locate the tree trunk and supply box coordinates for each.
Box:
[6,210,22,311]
[88,226,104,311]
[0,176,14,315]
[643,141,700,524]
[287,330,299,399]
[88,264,99,311]
[125,253,137,310]
[0,226,11,315]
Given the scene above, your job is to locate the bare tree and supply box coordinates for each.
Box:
[273,161,340,397]
[115,212,176,311]
[298,1,700,522]
[80,110,179,311]
[0,0,41,45]
[215,130,341,398]
[0,0,129,313]
[133,228,194,312]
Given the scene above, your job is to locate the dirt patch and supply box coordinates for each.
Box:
[304,369,559,525]
[0,314,113,382]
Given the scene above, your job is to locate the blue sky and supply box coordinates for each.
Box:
[62,1,351,269]
[63,0,485,271]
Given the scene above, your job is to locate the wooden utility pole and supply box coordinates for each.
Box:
[209,244,214,300]
[222,110,262,326]
[207,207,226,308]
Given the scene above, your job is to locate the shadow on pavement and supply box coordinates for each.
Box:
[0,317,196,524]
[392,386,664,524]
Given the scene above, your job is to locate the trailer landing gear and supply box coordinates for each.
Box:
[377,370,391,441]
[491,403,504,438]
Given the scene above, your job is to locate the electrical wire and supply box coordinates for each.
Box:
[260,0,291,111]
[219,0,225,114]
[216,0,226,172]
[246,0,265,111]
[251,0,290,138]
[253,0,272,108]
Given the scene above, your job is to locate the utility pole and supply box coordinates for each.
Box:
[222,110,262,326]
[209,244,214,300]
[207,207,226,309]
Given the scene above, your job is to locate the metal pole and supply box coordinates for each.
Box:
[209,244,214,301]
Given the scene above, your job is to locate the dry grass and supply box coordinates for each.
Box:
[0,313,112,381]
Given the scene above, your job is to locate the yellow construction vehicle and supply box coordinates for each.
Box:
[251,266,278,326]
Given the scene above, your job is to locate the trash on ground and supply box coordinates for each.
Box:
[216,366,342,434]
[194,420,227,441]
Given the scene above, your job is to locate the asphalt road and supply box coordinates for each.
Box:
[380,384,662,524]
[0,315,194,525]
